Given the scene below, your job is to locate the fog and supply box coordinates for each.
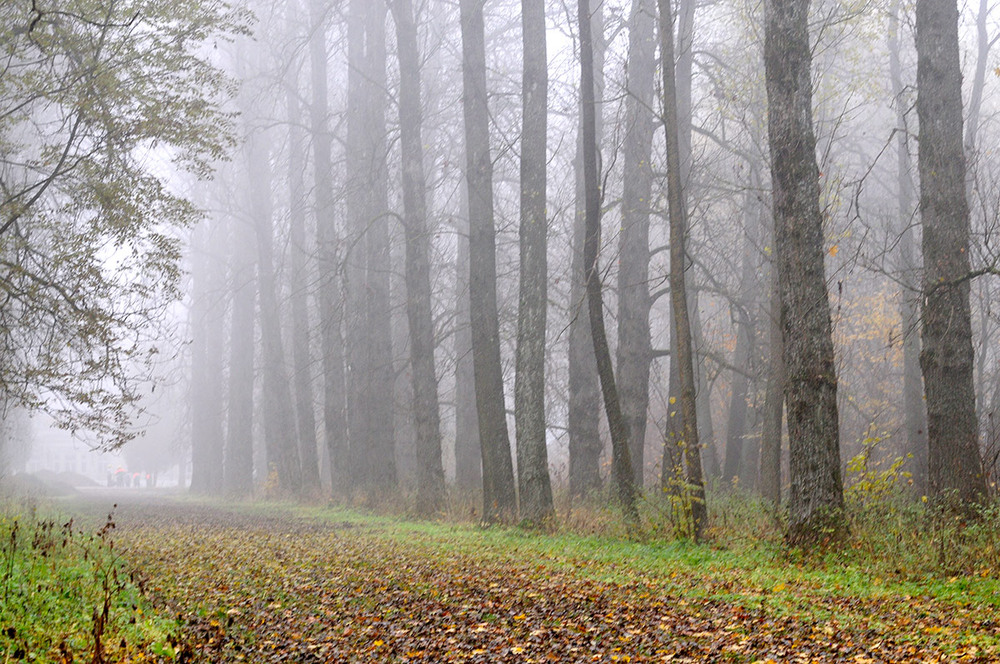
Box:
[2,0,999,525]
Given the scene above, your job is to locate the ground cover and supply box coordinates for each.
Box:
[89,496,1000,663]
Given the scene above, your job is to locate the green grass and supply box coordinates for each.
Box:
[0,499,180,663]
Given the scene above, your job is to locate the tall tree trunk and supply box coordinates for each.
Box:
[224,212,256,497]
[616,0,657,489]
[189,218,225,495]
[916,0,987,506]
[888,0,927,494]
[659,0,705,539]
[460,0,517,523]
[392,0,445,515]
[579,0,637,520]
[515,0,554,523]
[247,132,301,495]
[764,0,845,543]
[308,0,349,495]
[345,0,370,489]
[454,182,482,490]
[285,19,321,496]
[568,0,605,498]
[364,2,396,491]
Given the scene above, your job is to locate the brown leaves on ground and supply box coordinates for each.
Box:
[101,501,998,663]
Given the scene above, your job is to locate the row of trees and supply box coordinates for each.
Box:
[183,0,1000,545]
[3,0,993,546]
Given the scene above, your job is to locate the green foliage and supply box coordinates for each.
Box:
[0,501,178,662]
[0,0,249,448]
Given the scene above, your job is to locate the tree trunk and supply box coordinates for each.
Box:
[659,0,705,539]
[460,0,517,524]
[247,132,301,495]
[514,0,554,523]
[764,0,845,543]
[189,217,225,495]
[888,0,927,495]
[915,0,987,506]
[454,183,482,490]
[579,0,637,520]
[284,26,321,496]
[616,0,657,489]
[568,0,605,498]
[308,0,349,496]
[224,211,256,497]
[392,0,445,515]
[363,2,396,491]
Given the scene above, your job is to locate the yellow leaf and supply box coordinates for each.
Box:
[669,396,677,405]
[828,245,839,256]
[373,640,384,647]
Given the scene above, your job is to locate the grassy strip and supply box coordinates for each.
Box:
[0,499,180,663]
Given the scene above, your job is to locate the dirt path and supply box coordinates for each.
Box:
[63,495,996,663]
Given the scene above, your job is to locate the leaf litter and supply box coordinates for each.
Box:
[94,500,1000,663]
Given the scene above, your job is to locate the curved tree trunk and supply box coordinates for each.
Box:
[579,0,637,520]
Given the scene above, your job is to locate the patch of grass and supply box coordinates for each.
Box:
[0,499,180,663]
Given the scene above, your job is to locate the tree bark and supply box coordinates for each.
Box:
[514,0,554,524]
[460,0,517,523]
[659,0,706,539]
[392,0,445,515]
[764,0,845,543]
[568,0,605,498]
[915,0,987,506]
[616,0,657,489]
[579,0,637,520]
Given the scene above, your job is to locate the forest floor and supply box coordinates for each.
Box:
[37,492,998,663]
